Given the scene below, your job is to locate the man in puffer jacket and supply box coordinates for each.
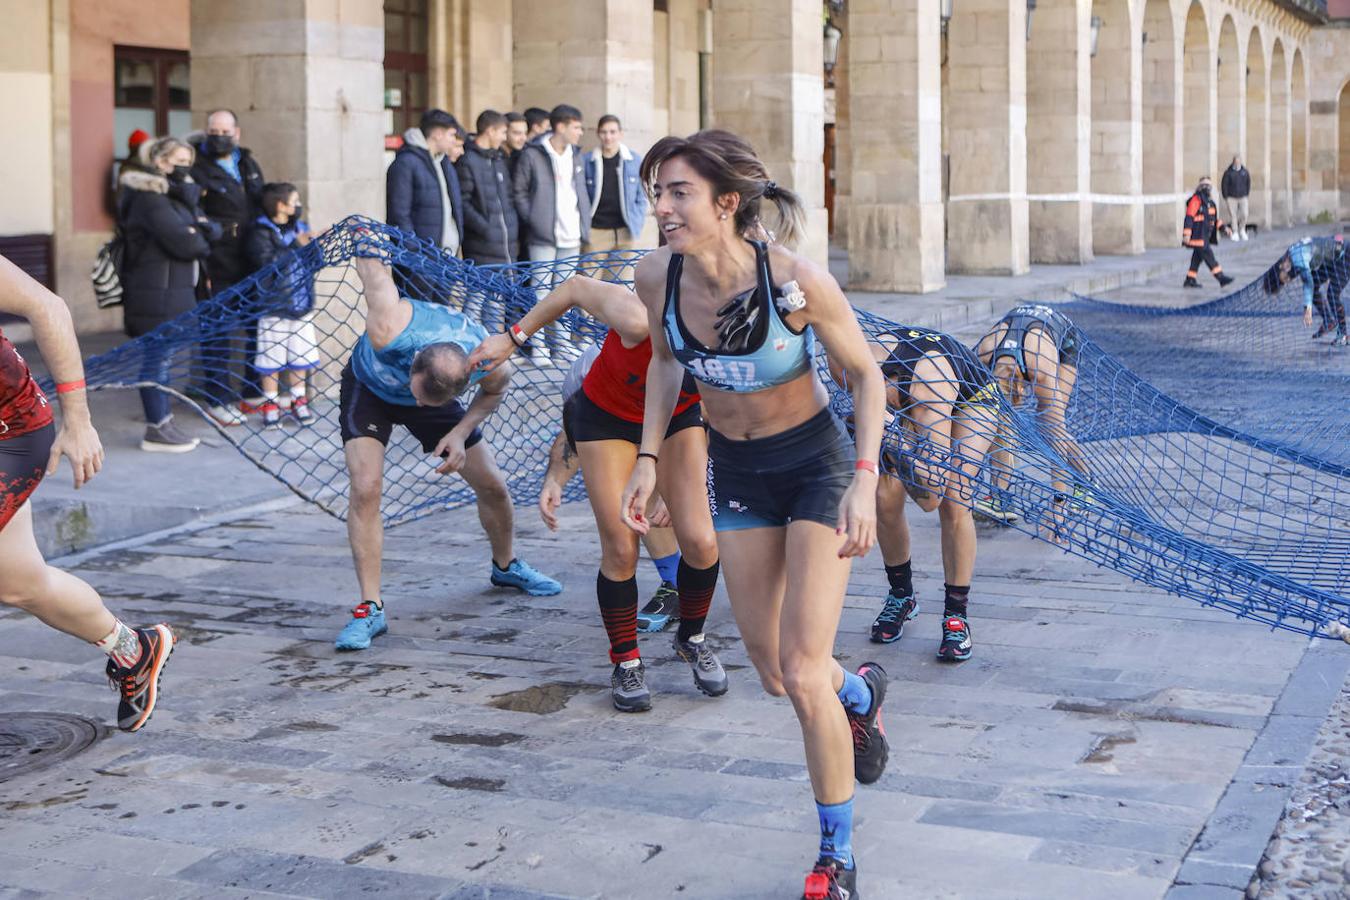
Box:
[386,109,466,256]
[456,109,519,266]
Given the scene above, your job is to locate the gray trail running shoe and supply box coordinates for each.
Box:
[611,660,652,712]
[672,633,729,697]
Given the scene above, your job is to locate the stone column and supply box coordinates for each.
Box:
[846,0,944,291]
[433,0,513,118]
[830,2,850,250]
[190,0,385,230]
[1090,9,1143,255]
[1026,0,1090,264]
[711,0,828,267]
[945,0,1028,275]
[513,0,655,152]
[1141,11,1183,247]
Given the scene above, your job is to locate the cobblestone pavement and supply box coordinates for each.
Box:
[0,492,1321,899]
[1247,681,1350,900]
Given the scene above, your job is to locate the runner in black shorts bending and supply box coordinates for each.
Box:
[0,253,175,733]
[333,253,561,651]
[831,327,1000,662]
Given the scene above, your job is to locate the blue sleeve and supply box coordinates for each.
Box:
[1291,244,1314,308]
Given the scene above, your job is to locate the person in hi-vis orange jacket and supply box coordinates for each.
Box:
[1182,177,1235,289]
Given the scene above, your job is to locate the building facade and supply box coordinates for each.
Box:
[3,0,1350,331]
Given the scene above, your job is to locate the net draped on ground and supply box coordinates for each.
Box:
[61,216,1348,639]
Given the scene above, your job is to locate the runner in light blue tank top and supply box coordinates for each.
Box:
[662,240,815,393]
[351,298,489,406]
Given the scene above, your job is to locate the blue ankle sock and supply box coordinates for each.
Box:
[816,798,855,869]
[652,552,681,585]
[837,669,872,715]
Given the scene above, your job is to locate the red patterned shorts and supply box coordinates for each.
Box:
[0,423,54,532]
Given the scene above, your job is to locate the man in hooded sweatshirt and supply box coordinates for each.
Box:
[386,109,467,260]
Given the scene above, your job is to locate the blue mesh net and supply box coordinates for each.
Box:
[58,217,1348,639]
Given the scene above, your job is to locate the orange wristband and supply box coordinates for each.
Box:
[56,379,86,394]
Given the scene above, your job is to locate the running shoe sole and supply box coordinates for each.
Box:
[122,624,175,733]
[489,574,563,597]
[637,612,676,633]
[612,693,652,713]
[140,438,200,453]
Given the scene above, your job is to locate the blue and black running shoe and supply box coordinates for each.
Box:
[870,593,918,644]
[937,614,972,662]
[335,602,387,651]
[490,558,562,596]
[637,581,679,633]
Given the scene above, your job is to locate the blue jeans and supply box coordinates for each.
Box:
[138,344,172,425]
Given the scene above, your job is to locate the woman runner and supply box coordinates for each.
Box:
[833,327,1000,662]
[619,130,888,900]
[472,275,725,711]
[0,253,175,733]
[971,303,1091,526]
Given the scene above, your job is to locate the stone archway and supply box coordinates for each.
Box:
[1181,1,1211,188]
[1142,0,1179,246]
[1090,0,1141,254]
[1027,0,1091,263]
[1271,39,1290,226]
[1246,30,1269,229]
[1291,48,1308,222]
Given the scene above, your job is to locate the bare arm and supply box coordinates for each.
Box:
[0,254,103,488]
[354,256,411,350]
[538,429,580,531]
[470,275,648,372]
[621,252,683,534]
[788,251,884,556]
[455,361,513,436]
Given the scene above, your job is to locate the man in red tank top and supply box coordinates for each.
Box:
[0,254,176,733]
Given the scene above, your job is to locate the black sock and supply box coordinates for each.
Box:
[884,560,913,598]
[493,557,517,572]
[676,558,719,642]
[943,583,970,618]
[597,571,640,664]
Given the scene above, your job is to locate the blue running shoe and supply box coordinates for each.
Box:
[870,593,919,644]
[490,558,562,596]
[335,602,387,651]
[637,581,679,633]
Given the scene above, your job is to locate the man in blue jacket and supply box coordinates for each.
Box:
[386,109,466,259]
[582,115,648,281]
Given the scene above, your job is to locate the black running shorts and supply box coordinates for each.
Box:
[339,363,482,453]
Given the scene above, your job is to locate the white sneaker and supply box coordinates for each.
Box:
[205,403,247,427]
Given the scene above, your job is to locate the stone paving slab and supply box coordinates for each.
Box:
[1,489,1326,899]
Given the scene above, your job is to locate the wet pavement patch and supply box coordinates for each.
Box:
[487,682,593,714]
[1080,732,1137,764]
[431,732,526,748]
[0,712,106,783]
[434,775,506,793]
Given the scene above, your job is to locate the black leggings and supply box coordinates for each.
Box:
[1311,264,1349,335]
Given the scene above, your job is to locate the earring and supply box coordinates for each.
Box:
[719,213,727,220]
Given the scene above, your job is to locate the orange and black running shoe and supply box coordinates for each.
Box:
[105,624,175,732]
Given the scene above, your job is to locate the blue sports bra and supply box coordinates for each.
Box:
[662,240,815,393]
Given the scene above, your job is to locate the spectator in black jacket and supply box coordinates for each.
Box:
[117,137,218,452]
[386,108,466,255]
[244,183,317,427]
[523,107,550,142]
[503,111,529,177]
[1221,156,1251,242]
[191,109,267,426]
[458,110,519,266]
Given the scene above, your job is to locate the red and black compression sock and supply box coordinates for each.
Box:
[597,571,640,663]
[943,583,970,618]
[676,558,719,642]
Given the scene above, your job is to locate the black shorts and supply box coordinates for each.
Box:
[339,362,482,453]
[706,406,854,532]
[563,388,703,448]
[0,423,54,531]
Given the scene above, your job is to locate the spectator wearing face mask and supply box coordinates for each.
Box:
[190,109,267,426]
[117,137,220,452]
